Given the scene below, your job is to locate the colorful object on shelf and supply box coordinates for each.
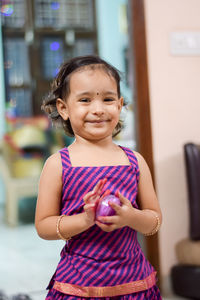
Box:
[5,116,50,132]
[2,136,44,178]
[3,119,49,178]
[1,4,14,16]
[1,0,25,28]
[10,124,46,148]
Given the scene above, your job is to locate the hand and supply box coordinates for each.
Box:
[95,192,134,232]
[83,179,107,227]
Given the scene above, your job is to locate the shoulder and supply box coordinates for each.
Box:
[41,152,62,177]
[132,151,145,165]
[120,146,142,166]
[120,146,139,166]
[38,152,63,191]
[38,153,63,204]
[58,147,71,165]
[132,151,152,179]
[133,150,148,166]
[45,152,62,167]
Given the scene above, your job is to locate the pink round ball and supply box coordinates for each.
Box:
[96,194,121,221]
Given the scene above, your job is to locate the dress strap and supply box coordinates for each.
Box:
[120,146,140,183]
[59,148,71,168]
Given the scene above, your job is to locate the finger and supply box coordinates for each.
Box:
[93,179,103,192]
[100,189,111,199]
[83,190,96,203]
[94,179,107,200]
[95,220,114,232]
[97,178,107,190]
[117,192,130,205]
[84,203,96,212]
[96,215,118,224]
[93,179,106,196]
[83,179,107,204]
[108,201,121,214]
[97,178,107,192]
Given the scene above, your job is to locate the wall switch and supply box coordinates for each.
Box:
[170,32,200,56]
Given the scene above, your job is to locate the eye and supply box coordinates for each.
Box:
[104,98,115,102]
[79,98,90,103]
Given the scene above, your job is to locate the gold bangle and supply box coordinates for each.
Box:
[56,215,71,241]
[144,210,161,236]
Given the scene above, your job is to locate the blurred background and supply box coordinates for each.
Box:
[0,0,200,299]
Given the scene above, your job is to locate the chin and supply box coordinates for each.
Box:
[90,134,113,141]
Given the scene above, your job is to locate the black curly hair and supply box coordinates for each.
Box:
[42,55,125,137]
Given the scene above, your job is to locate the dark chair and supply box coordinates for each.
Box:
[171,265,200,299]
[184,143,200,240]
[171,143,200,299]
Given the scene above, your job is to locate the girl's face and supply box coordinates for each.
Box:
[57,67,123,142]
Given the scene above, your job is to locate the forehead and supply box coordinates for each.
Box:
[69,66,117,91]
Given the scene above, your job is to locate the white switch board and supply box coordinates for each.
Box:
[170,32,200,56]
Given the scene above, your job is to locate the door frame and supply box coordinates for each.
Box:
[129,0,161,284]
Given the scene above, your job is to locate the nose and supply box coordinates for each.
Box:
[91,99,104,116]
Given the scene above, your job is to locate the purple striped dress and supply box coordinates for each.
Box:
[46,146,162,299]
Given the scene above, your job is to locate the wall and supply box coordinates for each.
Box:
[144,0,200,294]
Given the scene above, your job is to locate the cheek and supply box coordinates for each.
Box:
[110,105,121,116]
[68,106,85,118]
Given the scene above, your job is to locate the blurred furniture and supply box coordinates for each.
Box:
[0,155,39,226]
[184,143,200,240]
[0,117,70,226]
[171,143,200,299]
[171,265,200,299]
[0,124,47,226]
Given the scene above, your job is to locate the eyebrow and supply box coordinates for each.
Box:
[75,91,118,96]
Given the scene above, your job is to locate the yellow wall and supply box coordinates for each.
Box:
[144,0,200,294]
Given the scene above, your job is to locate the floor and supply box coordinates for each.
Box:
[0,206,188,300]
[0,206,63,299]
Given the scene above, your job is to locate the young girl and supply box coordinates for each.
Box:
[35,55,162,299]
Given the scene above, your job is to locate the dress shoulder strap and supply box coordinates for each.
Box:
[120,146,140,183]
[59,147,71,168]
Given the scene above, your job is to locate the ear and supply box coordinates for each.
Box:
[118,97,124,111]
[56,98,68,120]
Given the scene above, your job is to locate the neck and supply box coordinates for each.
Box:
[71,135,116,150]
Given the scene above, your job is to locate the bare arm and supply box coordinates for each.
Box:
[126,151,162,234]
[96,152,162,235]
[35,153,105,240]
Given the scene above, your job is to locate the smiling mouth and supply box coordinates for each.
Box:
[87,120,109,123]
